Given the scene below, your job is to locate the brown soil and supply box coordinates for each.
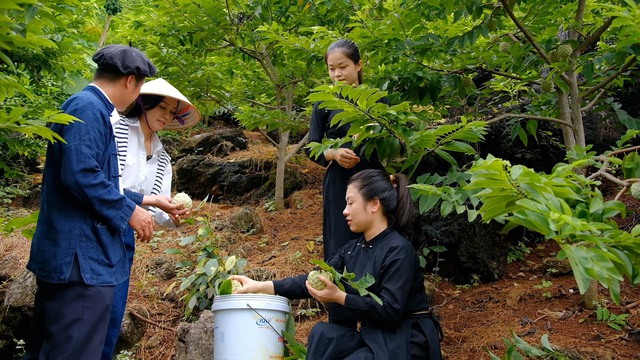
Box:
[2,131,640,359]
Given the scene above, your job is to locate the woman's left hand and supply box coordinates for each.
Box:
[305,276,347,305]
[169,212,189,227]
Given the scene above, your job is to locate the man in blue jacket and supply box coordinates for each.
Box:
[23,45,160,360]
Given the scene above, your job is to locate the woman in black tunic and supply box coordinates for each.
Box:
[232,169,442,359]
[308,39,386,260]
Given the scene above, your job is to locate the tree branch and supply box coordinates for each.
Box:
[605,145,640,157]
[590,169,627,187]
[225,0,236,28]
[498,0,571,85]
[129,310,176,332]
[204,93,233,112]
[285,132,310,163]
[581,88,607,112]
[574,0,586,29]
[259,129,279,147]
[581,55,637,98]
[498,1,548,63]
[485,113,573,127]
[242,98,282,110]
[476,66,534,83]
[575,17,614,55]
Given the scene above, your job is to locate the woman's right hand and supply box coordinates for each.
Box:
[325,148,360,169]
[229,275,275,295]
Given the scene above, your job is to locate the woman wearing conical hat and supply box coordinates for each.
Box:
[103,78,201,359]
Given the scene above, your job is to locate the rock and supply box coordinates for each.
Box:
[505,284,526,309]
[115,308,148,354]
[151,256,177,281]
[175,310,214,360]
[174,156,274,202]
[228,207,263,234]
[423,279,437,304]
[0,270,36,359]
[3,270,36,308]
[542,257,572,276]
[177,129,248,159]
[411,211,511,284]
[0,256,21,283]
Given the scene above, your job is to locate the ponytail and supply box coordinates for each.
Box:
[391,173,414,230]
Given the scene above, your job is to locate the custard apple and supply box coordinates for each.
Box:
[556,44,572,60]
[231,279,243,293]
[630,182,640,199]
[541,80,554,93]
[307,270,333,290]
[172,192,193,210]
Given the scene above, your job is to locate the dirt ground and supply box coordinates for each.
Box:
[2,132,640,359]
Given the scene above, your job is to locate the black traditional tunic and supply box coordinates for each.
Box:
[307,101,386,260]
[273,228,442,359]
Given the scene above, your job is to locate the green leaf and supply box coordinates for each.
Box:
[219,279,233,295]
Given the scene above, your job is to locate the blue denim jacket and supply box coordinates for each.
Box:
[27,85,143,286]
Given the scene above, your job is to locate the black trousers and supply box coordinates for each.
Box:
[23,257,115,360]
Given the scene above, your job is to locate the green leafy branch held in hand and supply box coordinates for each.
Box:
[310,259,382,306]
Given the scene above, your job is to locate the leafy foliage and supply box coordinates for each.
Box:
[594,304,630,331]
[1,0,95,228]
[283,312,307,360]
[165,216,247,319]
[488,332,571,360]
[460,155,640,303]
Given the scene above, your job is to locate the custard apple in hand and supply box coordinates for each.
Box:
[172,192,193,210]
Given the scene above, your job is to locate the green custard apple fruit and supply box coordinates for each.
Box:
[556,44,572,60]
[541,80,554,93]
[630,182,640,199]
[172,192,193,210]
[307,270,333,290]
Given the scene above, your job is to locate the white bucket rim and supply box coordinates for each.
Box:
[212,294,290,313]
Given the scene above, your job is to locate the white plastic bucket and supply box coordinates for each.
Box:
[212,294,290,360]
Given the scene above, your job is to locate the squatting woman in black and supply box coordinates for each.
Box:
[232,169,442,359]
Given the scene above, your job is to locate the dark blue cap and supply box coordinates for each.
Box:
[92,44,157,77]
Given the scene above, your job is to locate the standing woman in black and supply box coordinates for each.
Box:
[308,39,387,260]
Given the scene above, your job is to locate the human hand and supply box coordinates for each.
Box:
[306,275,346,305]
[129,205,154,242]
[327,148,360,169]
[143,195,190,217]
[229,275,275,295]
[169,213,190,227]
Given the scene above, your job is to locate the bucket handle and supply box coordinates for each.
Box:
[247,303,284,341]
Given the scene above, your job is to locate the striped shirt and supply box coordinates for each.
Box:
[113,116,174,227]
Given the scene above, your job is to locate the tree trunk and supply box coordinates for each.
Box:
[581,280,599,309]
[99,15,112,48]
[557,93,576,149]
[274,130,290,210]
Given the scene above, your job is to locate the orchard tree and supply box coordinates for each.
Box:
[0,0,97,211]
[116,0,362,210]
[348,0,639,152]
